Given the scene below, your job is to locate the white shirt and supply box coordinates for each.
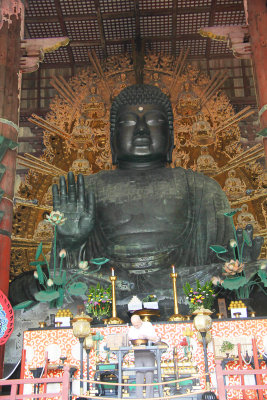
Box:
[128,321,159,342]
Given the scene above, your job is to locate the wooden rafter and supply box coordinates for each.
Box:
[133,0,144,84]
[205,0,217,60]
[20,0,252,131]
[171,0,178,56]
[134,0,140,39]
[94,0,107,58]
[54,0,75,72]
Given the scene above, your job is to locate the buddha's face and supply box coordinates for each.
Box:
[113,104,170,163]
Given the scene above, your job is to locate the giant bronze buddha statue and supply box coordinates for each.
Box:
[52,84,240,274]
[9,84,264,312]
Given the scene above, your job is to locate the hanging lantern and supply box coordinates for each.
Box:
[72,312,92,338]
[83,334,94,350]
[193,308,212,333]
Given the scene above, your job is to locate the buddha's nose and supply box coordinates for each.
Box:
[135,117,149,136]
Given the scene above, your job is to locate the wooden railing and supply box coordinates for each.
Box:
[0,364,70,400]
[215,338,267,400]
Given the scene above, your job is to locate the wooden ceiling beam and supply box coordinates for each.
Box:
[94,0,107,58]
[171,0,178,56]
[104,3,243,18]
[54,0,75,73]
[229,96,257,105]
[69,33,205,48]
[144,33,206,42]
[20,109,50,118]
[25,14,97,23]
[205,0,217,60]
[70,40,102,47]
[134,0,140,38]
[212,3,244,12]
[25,2,244,24]
[133,0,144,84]
[30,53,236,71]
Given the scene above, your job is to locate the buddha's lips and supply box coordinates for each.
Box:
[132,136,151,146]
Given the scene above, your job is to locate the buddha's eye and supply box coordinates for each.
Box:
[146,118,165,126]
[118,120,136,126]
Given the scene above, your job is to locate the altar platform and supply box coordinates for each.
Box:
[22,317,267,399]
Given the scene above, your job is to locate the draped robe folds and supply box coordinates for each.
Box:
[67,167,232,272]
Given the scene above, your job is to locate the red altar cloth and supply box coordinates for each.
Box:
[22,318,267,399]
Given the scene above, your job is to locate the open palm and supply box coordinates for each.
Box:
[52,172,95,249]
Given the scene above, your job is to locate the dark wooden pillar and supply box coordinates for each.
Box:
[247,0,267,162]
[0,0,25,377]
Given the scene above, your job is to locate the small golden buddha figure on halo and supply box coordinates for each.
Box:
[237,204,260,232]
[33,212,54,241]
[152,72,160,84]
[112,72,130,97]
[72,121,91,143]
[70,150,92,176]
[191,115,215,146]
[223,169,246,200]
[81,85,106,119]
[150,72,169,96]
[172,151,190,169]
[176,81,201,121]
[196,146,218,175]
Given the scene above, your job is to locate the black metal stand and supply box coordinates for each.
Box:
[200,332,217,400]
[79,337,85,396]
[86,348,90,393]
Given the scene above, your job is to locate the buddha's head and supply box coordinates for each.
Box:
[110,84,174,166]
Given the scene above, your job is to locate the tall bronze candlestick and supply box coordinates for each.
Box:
[168,272,184,321]
[107,275,124,324]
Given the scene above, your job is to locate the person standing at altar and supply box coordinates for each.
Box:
[128,315,159,398]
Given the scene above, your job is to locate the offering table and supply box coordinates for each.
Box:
[22,317,267,398]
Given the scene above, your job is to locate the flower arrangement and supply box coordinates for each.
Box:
[210,208,267,300]
[85,283,112,319]
[183,280,216,312]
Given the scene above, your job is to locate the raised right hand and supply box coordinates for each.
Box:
[52,172,95,249]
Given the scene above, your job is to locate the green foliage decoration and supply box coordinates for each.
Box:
[220,340,234,353]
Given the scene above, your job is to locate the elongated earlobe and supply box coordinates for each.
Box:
[110,140,117,165]
[112,153,118,165]
[166,150,172,164]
